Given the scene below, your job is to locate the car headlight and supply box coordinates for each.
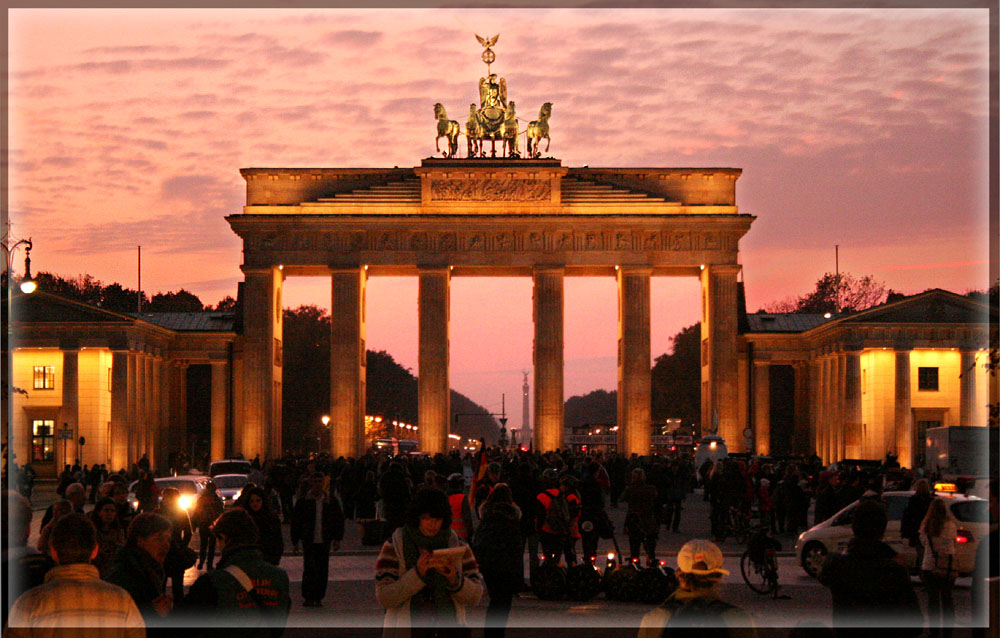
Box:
[178,494,193,510]
[233,490,242,502]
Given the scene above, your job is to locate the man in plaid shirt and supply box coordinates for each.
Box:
[5,513,145,638]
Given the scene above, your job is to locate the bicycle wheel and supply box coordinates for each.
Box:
[734,515,751,545]
[740,550,776,595]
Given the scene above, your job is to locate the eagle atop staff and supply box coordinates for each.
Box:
[475,33,499,48]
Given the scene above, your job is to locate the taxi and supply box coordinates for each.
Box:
[795,486,992,578]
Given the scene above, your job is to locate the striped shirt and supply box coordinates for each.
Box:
[5,563,145,638]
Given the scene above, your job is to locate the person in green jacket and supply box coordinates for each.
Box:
[178,508,291,638]
[638,539,756,638]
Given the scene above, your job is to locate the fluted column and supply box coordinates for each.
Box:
[533,267,564,452]
[618,267,652,456]
[59,350,79,467]
[844,350,862,458]
[753,361,770,456]
[810,360,821,460]
[418,268,450,455]
[834,353,845,462]
[127,352,139,465]
[822,356,833,463]
[894,349,913,468]
[210,360,228,462]
[793,362,810,456]
[331,268,367,458]
[151,355,162,472]
[701,264,741,449]
[142,354,152,464]
[960,350,977,426]
[110,350,129,471]
[240,266,283,460]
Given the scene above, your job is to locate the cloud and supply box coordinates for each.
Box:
[323,30,382,47]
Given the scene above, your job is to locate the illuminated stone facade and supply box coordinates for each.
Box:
[228,159,754,458]
[10,293,236,476]
[740,289,993,468]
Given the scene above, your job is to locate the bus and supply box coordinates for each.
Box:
[374,437,419,455]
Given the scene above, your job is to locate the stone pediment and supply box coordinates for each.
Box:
[840,289,990,325]
[13,291,135,324]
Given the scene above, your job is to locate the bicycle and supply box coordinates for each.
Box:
[740,524,785,598]
[729,506,752,545]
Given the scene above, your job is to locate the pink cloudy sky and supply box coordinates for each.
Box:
[8,9,992,429]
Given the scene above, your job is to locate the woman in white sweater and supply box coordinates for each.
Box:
[375,486,483,638]
[919,497,957,638]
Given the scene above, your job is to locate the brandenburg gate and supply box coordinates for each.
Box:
[225,36,755,459]
[227,160,754,458]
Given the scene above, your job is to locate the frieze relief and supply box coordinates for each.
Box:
[430,178,551,202]
[246,229,739,254]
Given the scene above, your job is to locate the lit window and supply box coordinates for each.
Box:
[31,419,55,462]
[918,367,939,391]
[33,366,55,390]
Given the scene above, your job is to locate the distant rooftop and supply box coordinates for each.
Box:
[745,312,836,333]
[134,312,236,332]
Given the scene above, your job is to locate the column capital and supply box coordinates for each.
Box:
[706,263,741,275]
[617,265,653,276]
[241,265,281,276]
[533,265,566,276]
[417,266,451,276]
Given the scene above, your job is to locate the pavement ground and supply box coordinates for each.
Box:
[23,481,980,636]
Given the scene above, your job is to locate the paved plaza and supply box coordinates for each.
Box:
[24,482,978,636]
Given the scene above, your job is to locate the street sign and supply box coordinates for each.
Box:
[566,434,617,445]
[650,434,674,446]
[58,429,74,440]
[78,436,86,446]
[674,435,693,446]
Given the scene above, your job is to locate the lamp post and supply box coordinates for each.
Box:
[3,230,37,485]
[318,415,330,454]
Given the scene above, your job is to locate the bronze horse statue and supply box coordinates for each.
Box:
[466,103,483,158]
[526,102,552,158]
[434,103,460,158]
[501,101,519,158]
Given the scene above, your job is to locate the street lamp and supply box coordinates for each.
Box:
[3,233,37,483]
[317,415,330,454]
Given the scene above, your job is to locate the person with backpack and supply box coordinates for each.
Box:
[179,508,291,638]
[447,473,475,541]
[638,539,756,637]
[535,469,579,566]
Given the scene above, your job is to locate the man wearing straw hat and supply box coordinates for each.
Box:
[638,539,757,637]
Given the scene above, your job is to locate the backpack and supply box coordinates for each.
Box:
[544,491,571,536]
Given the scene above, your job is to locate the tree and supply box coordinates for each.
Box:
[651,323,701,427]
[564,390,617,429]
[761,272,887,314]
[212,296,238,312]
[147,289,204,312]
[31,272,147,313]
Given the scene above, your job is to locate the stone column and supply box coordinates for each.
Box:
[172,362,189,466]
[151,355,162,472]
[141,354,152,463]
[844,350,862,459]
[240,267,283,460]
[127,352,139,465]
[59,350,79,467]
[833,353,845,462]
[331,268,367,458]
[894,349,913,468]
[960,350,977,426]
[418,268,450,455]
[753,361,770,456]
[701,264,741,449]
[811,360,823,459]
[110,351,129,471]
[210,360,228,462]
[618,266,651,456]
[533,267,564,452]
[792,362,809,455]
[822,356,833,463]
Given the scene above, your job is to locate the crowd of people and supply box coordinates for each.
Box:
[1,443,996,638]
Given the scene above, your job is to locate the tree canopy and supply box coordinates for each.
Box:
[761,272,887,314]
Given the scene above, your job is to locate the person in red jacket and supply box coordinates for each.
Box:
[758,478,776,534]
[447,473,474,541]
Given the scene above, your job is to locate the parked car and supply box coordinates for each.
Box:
[212,473,250,507]
[127,475,215,512]
[209,459,252,477]
[795,490,993,578]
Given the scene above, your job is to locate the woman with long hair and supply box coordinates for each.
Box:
[919,497,957,638]
[244,485,285,565]
[89,496,125,576]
